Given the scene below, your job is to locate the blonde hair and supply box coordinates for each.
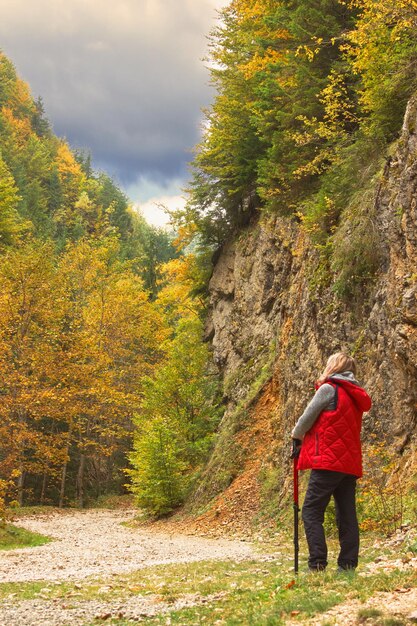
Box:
[317,352,357,384]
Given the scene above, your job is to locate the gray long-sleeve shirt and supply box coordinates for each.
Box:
[291,371,360,439]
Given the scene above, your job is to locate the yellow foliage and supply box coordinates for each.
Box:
[173,223,198,252]
[233,0,279,24]
[156,255,201,325]
[13,78,34,113]
[341,0,417,120]
[240,49,286,80]
[56,142,83,181]
[0,237,169,506]
[54,141,86,219]
[1,107,33,146]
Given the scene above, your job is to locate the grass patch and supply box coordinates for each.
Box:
[0,580,50,600]
[7,505,62,519]
[0,529,414,625]
[129,567,415,626]
[0,523,51,550]
[0,554,414,626]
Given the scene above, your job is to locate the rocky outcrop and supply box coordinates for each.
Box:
[191,97,417,525]
[367,98,417,446]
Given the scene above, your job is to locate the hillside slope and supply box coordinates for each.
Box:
[185,95,417,532]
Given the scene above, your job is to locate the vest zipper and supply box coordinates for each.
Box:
[315,433,319,455]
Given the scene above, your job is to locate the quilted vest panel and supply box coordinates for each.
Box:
[297,381,365,477]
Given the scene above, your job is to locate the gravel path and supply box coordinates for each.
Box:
[0,592,228,626]
[1,509,254,583]
[0,509,255,625]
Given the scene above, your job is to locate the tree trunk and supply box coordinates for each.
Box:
[17,467,25,507]
[40,470,48,505]
[77,453,86,508]
[59,459,67,508]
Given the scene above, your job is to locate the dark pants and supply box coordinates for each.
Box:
[302,469,359,570]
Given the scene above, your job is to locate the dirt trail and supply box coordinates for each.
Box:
[2,511,415,626]
[1,509,254,583]
[0,509,256,625]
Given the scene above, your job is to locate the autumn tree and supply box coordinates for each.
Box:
[129,317,221,516]
[185,0,354,244]
[128,254,222,517]
[52,235,168,507]
[0,50,180,509]
[0,241,66,506]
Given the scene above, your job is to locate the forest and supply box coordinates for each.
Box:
[181,0,417,298]
[0,51,221,515]
[1,0,417,521]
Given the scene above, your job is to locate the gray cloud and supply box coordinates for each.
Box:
[0,0,226,187]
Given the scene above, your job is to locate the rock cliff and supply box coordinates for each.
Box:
[188,96,416,533]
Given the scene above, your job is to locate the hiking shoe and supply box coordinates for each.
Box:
[337,565,356,574]
[308,564,326,572]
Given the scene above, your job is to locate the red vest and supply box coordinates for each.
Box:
[297,379,372,477]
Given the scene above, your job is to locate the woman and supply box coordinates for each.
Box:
[292,353,372,572]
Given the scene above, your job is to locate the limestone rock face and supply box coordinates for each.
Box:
[198,97,417,516]
[366,98,417,446]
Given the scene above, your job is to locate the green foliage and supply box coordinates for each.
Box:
[128,318,222,517]
[257,1,355,206]
[300,133,385,298]
[344,0,417,140]
[185,0,355,244]
[31,97,51,138]
[331,194,382,299]
[128,417,189,516]
[0,524,51,550]
[0,155,24,247]
[185,3,266,245]
[123,211,178,296]
[181,0,417,301]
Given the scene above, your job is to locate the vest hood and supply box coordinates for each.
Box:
[329,377,372,413]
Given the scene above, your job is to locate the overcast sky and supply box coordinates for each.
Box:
[0,0,228,225]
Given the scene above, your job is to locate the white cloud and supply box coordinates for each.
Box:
[127,175,186,227]
[136,194,186,228]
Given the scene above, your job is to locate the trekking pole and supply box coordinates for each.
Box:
[290,438,301,574]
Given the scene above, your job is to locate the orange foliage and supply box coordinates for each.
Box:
[56,142,83,181]
[1,107,33,147]
[0,237,168,507]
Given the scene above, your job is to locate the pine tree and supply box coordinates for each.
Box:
[31,97,51,138]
